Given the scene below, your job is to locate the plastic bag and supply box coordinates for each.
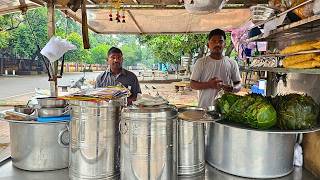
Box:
[294,143,303,166]
[41,36,76,62]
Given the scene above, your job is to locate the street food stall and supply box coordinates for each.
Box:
[1,0,320,180]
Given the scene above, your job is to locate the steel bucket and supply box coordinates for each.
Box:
[206,122,296,178]
[8,120,69,171]
[120,105,178,180]
[177,107,205,176]
[69,100,122,180]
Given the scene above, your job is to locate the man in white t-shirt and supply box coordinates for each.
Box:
[190,29,241,108]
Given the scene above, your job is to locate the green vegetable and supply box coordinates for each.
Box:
[216,93,277,129]
[216,93,240,118]
[243,101,277,129]
[274,94,319,130]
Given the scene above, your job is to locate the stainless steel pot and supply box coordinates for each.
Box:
[37,97,67,108]
[37,107,70,117]
[206,122,296,178]
[120,105,178,180]
[8,120,69,171]
[178,107,205,176]
[69,100,121,180]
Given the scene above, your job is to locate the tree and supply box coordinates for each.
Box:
[90,44,110,64]
[121,42,142,66]
[65,32,84,63]
[140,34,207,65]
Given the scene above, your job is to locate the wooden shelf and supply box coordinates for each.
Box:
[247,15,320,42]
[240,66,320,75]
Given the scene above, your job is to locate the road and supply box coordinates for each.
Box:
[0,72,101,99]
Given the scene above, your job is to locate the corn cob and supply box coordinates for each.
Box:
[282,53,316,67]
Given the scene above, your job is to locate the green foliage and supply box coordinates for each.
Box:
[65,32,84,63]
[90,44,110,64]
[140,34,208,64]
[121,42,142,66]
[0,31,10,49]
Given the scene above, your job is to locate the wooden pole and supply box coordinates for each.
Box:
[81,0,90,49]
[47,0,58,97]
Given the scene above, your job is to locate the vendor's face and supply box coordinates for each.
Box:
[208,35,225,55]
[107,52,123,70]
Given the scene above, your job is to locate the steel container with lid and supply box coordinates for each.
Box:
[177,107,206,176]
[120,105,178,180]
[69,100,122,180]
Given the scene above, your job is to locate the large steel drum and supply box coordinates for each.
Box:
[120,105,178,180]
[69,100,121,180]
[206,121,297,179]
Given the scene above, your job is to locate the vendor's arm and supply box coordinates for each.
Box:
[222,59,242,93]
[190,78,222,90]
[127,74,141,105]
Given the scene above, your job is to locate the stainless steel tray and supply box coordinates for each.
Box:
[0,159,317,180]
[214,120,320,134]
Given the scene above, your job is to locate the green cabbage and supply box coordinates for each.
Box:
[274,94,319,130]
[216,93,277,129]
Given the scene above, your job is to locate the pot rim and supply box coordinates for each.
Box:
[214,120,320,134]
[1,118,69,124]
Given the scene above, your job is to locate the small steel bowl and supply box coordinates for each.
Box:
[37,97,67,108]
[37,108,69,117]
[14,105,35,115]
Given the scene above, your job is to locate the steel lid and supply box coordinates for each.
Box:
[122,104,178,120]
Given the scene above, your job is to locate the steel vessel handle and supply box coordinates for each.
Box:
[58,125,70,148]
[119,120,128,135]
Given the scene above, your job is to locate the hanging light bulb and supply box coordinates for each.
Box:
[109,7,113,21]
[122,9,126,23]
[107,0,126,23]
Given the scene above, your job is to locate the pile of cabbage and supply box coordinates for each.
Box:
[216,93,319,130]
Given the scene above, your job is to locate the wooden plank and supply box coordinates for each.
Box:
[47,0,58,97]
[81,0,90,49]
[303,132,320,177]
[127,10,143,34]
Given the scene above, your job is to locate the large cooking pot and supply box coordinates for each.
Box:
[206,121,296,178]
[7,120,69,171]
[69,100,122,180]
[120,105,178,180]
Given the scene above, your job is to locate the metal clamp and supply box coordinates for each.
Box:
[119,120,128,135]
[58,125,70,148]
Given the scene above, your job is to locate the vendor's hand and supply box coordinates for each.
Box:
[208,77,223,89]
[222,84,234,92]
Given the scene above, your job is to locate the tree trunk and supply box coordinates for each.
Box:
[187,52,192,74]
[225,43,234,57]
[196,45,206,61]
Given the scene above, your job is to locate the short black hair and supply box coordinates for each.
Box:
[107,47,122,57]
[208,28,226,41]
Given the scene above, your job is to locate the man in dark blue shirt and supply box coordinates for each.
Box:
[95,47,141,105]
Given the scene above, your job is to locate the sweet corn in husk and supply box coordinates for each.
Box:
[280,41,317,55]
[286,60,320,69]
[314,55,320,62]
[282,53,316,67]
[311,41,320,49]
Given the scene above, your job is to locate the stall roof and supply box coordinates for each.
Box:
[0,0,268,34]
